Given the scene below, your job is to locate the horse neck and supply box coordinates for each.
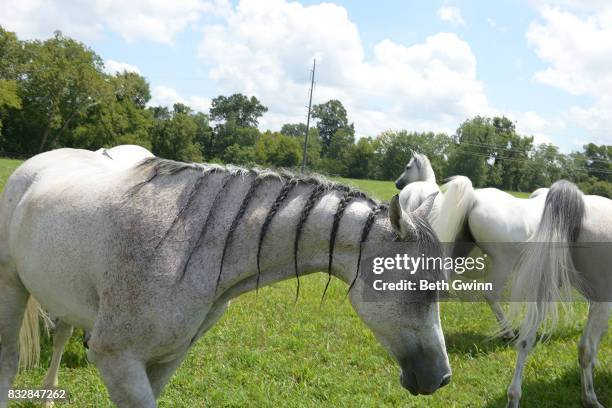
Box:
[421,166,436,184]
[204,180,393,303]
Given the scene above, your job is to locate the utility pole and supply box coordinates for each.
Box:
[301,59,316,175]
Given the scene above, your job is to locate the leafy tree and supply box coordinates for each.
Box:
[579,177,612,198]
[344,137,376,179]
[113,71,151,109]
[0,28,22,80]
[222,143,254,165]
[0,80,20,137]
[73,72,153,149]
[210,120,260,160]
[254,132,301,167]
[1,30,113,154]
[326,127,355,160]
[448,117,496,187]
[311,99,354,155]
[372,130,453,181]
[520,143,564,191]
[151,103,202,162]
[280,123,307,138]
[583,143,611,182]
[280,123,322,170]
[192,112,214,159]
[209,94,267,127]
[303,129,322,170]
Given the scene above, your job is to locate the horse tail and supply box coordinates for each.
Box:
[509,180,584,343]
[432,176,475,242]
[18,296,45,370]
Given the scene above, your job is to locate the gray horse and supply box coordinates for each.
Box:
[0,148,451,407]
[506,180,612,408]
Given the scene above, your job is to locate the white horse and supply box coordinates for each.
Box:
[0,148,451,407]
[39,145,156,399]
[506,180,612,408]
[395,152,549,339]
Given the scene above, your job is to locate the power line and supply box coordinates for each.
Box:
[452,149,612,176]
[455,140,612,165]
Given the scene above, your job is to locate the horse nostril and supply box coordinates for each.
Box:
[440,374,451,388]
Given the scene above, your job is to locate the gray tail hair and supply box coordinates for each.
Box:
[508,180,584,343]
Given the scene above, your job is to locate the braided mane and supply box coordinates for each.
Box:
[131,158,389,296]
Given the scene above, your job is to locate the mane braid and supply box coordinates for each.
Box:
[154,167,218,250]
[178,171,235,282]
[215,171,265,293]
[321,190,356,302]
[293,183,327,301]
[255,176,298,293]
[347,203,385,295]
[127,157,207,198]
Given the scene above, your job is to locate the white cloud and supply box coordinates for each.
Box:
[188,95,212,113]
[0,0,220,43]
[527,4,612,143]
[437,6,466,27]
[149,85,211,113]
[509,110,565,145]
[198,0,488,136]
[104,60,141,75]
[150,86,186,107]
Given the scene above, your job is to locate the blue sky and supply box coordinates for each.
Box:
[2,0,611,151]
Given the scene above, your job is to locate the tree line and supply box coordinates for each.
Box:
[0,27,610,197]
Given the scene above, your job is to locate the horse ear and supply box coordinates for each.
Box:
[410,148,417,157]
[389,194,402,233]
[413,192,437,219]
[410,149,421,169]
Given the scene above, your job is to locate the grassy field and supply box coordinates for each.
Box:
[2,158,609,407]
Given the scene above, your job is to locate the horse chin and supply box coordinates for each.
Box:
[400,371,420,395]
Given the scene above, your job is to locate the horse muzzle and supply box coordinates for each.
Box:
[400,369,451,395]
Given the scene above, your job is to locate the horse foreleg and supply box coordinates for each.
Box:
[147,353,188,399]
[88,349,156,408]
[148,301,230,398]
[578,302,611,408]
[506,326,537,408]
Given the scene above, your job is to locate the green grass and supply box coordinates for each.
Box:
[3,161,610,407]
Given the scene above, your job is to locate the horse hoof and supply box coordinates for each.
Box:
[582,398,604,408]
[506,389,521,408]
[506,400,520,408]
